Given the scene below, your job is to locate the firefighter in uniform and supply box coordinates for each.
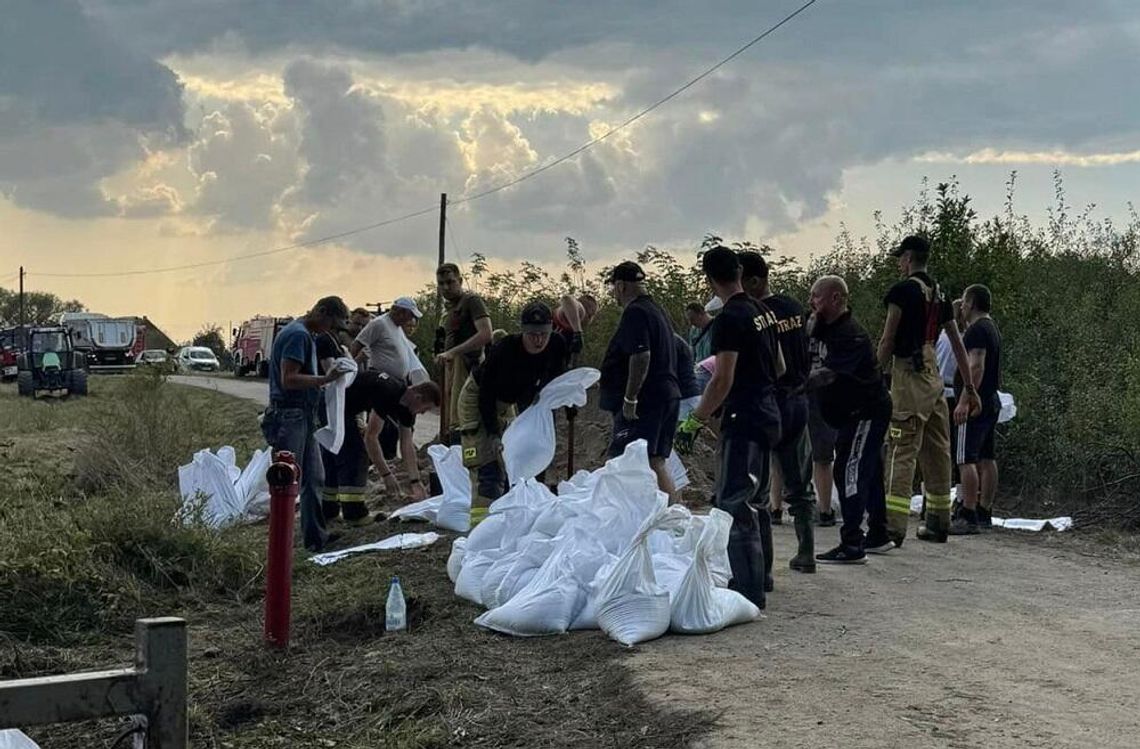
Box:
[877,236,978,544]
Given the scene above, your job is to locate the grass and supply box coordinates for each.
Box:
[0,374,715,748]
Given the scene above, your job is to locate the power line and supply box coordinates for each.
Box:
[34,205,440,278]
[451,0,820,209]
[30,0,820,280]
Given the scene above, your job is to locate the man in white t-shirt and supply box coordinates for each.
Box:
[352,297,422,379]
[350,296,428,498]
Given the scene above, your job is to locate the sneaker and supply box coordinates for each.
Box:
[771,509,783,525]
[863,537,897,555]
[948,516,980,535]
[817,510,837,527]
[976,506,993,531]
[816,544,868,565]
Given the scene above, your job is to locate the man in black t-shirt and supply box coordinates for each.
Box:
[320,360,440,525]
[676,247,784,609]
[740,251,817,574]
[807,276,894,564]
[600,261,681,496]
[949,285,1002,535]
[877,235,978,544]
[457,301,569,512]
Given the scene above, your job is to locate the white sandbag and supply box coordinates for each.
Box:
[998,391,1017,424]
[480,537,557,609]
[666,450,691,491]
[993,516,1072,532]
[670,508,761,634]
[465,505,540,554]
[447,537,468,583]
[455,550,498,605]
[652,552,694,600]
[309,532,441,566]
[488,477,558,514]
[475,528,609,636]
[595,505,693,646]
[389,444,472,531]
[0,731,40,749]
[569,555,619,630]
[501,367,600,485]
[177,447,271,529]
[586,440,668,555]
[314,356,359,454]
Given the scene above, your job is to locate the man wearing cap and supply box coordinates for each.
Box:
[457,301,569,511]
[675,247,784,608]
[600,261,682,496]
[350,296,430,499]
[739,250,817,574]
[435,263,494,441]
[878,235,978,545]
[262,296,351,552]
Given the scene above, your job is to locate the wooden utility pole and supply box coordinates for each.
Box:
[437,193,447,268]
[435,193,448,443]
[18,266,25,329]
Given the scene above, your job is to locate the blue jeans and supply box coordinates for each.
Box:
[261,405,328,552]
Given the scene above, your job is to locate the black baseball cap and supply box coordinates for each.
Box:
[892,235,930,258]
[520,301,553,334]
[607,261,646,283]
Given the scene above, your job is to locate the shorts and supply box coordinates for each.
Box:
[609,398,681,460]
[807,396,837,463]
[956,410,997,465]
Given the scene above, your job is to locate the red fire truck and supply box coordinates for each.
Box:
[231,316,293,378]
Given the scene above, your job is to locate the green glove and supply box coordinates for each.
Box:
[675,414,704,455]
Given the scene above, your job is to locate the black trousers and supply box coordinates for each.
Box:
[714,393,781,610]
[834,415,889,549]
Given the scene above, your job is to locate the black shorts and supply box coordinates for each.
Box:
[956,411,997,465]
[609,398,681,460]
[807,395,837,463]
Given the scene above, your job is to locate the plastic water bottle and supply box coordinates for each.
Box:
[386,576,407,632]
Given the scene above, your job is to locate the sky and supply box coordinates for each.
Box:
[1,0,1138,342]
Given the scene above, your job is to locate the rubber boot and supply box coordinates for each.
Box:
[886,501,910,549]
[726,520,766,609]
[758,505,775,592]
[917,510,950,543]
[788,507,817,573]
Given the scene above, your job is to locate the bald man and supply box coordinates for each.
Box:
[807,276,894,564]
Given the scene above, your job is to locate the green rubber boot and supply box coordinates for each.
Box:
[788,506,817,574]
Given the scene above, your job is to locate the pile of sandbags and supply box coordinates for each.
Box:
[177,446,271,528]
[446,368,760,646]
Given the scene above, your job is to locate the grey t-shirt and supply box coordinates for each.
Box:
[355,313,407,379]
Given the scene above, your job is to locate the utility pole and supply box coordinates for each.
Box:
[437,193,447,268]
[18,266,25,329]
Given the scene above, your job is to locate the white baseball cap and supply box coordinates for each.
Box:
[392,296,423,319]
[704,296,724,314]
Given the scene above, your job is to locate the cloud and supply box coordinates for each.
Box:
[41,0,1139,259]
[188,101,300,230]
[0,0,186,216]
[915,148,1140,167]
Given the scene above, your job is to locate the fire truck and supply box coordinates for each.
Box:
[231,316,293,378]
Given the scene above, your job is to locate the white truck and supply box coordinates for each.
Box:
[57,312,138,373]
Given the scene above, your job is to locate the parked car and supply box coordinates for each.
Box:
[175,347,220,373]
[137,349,170,366]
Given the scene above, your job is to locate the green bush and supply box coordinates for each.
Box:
[412,174,1140,521]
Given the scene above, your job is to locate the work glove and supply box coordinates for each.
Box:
[622,397,639,421]
[675,414,705,455]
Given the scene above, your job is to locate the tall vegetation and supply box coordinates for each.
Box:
[412,174,1140,523]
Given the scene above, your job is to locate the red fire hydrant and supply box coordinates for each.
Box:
[264,450,299,649]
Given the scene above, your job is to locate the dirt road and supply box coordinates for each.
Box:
[168,374,441,447]
[631,526,1140,749]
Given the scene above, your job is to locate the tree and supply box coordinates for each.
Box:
[192,324,227,359]
[0,287,85,326]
